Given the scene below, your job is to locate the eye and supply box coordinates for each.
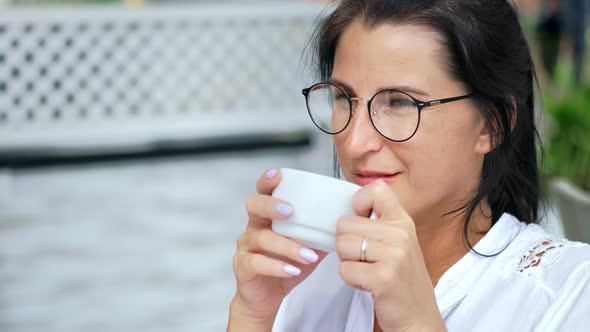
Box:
[388,97,414,108]
[334,92,348,101]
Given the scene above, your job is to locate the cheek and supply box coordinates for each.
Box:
[333,136,352,177]
[333,136,344,160]
[396,113,482,208]
[416,108,482,169]
[394,140,449,194]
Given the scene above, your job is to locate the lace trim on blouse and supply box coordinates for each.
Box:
[515,238,586,278]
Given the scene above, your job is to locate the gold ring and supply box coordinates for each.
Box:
[360,237,368,262]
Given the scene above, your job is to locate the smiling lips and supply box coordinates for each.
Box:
[354,170,400,186]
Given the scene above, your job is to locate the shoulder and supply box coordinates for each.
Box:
[491,221,590,330]
[515,236,590,288]
[514,235,590,331]
[499,220,590,297]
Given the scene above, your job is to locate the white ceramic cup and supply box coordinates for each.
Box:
[271,168,372,252]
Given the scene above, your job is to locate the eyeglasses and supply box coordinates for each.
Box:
[302,82,472,142]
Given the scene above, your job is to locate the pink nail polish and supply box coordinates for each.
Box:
[283,264,301,276]
[276,203,293,217]
[299,248,319,263]
[266,169,278,179]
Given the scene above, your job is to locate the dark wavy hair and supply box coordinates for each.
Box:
[307,0,541,249]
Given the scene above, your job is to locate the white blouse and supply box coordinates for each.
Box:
[272,213,590,332]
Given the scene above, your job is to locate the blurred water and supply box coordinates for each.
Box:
[0,138,333,332]
[0,137,562,332]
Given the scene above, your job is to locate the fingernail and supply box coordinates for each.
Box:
[275,203,293,217]
[299,248,319,263]
[266,169,278,179]
[283,264,301,276]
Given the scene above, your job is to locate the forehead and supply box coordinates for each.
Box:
[332,20,454,95]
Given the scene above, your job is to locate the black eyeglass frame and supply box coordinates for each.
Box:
[302,82,473,142]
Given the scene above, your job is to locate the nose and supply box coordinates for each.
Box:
[340,97,383,158]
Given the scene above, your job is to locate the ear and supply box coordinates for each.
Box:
[474,98,518,155]
[474,121,493,155]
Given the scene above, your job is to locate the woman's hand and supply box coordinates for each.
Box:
[335,180,446,332]
[228,169,328,330]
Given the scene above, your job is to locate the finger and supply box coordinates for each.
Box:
[256,168,282,195]
[335,233,385,263]
[245,193,294,230]
[233,252,303,281]
[336,215,394,241]
[238,229,320,265]
[338,260,377,293]
[352,180,404,222]
[340,260,399,298]
[337,215,416,248]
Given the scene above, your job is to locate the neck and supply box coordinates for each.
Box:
[414,202,492,287]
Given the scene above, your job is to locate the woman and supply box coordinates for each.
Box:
[228,1,590,331]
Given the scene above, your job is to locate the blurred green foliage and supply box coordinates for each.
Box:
[543,84,590,191]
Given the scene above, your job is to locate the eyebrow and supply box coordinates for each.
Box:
[328,78,430,98]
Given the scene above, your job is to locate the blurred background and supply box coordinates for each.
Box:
[0,0,587,331]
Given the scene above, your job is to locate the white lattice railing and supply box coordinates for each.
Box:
[0,3,324,155]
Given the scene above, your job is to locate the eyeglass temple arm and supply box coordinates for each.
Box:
[423,94,473,107]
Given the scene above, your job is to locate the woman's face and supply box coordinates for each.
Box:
[332,21,491,223]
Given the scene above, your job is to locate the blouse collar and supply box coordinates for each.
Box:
[434,213,523,317]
